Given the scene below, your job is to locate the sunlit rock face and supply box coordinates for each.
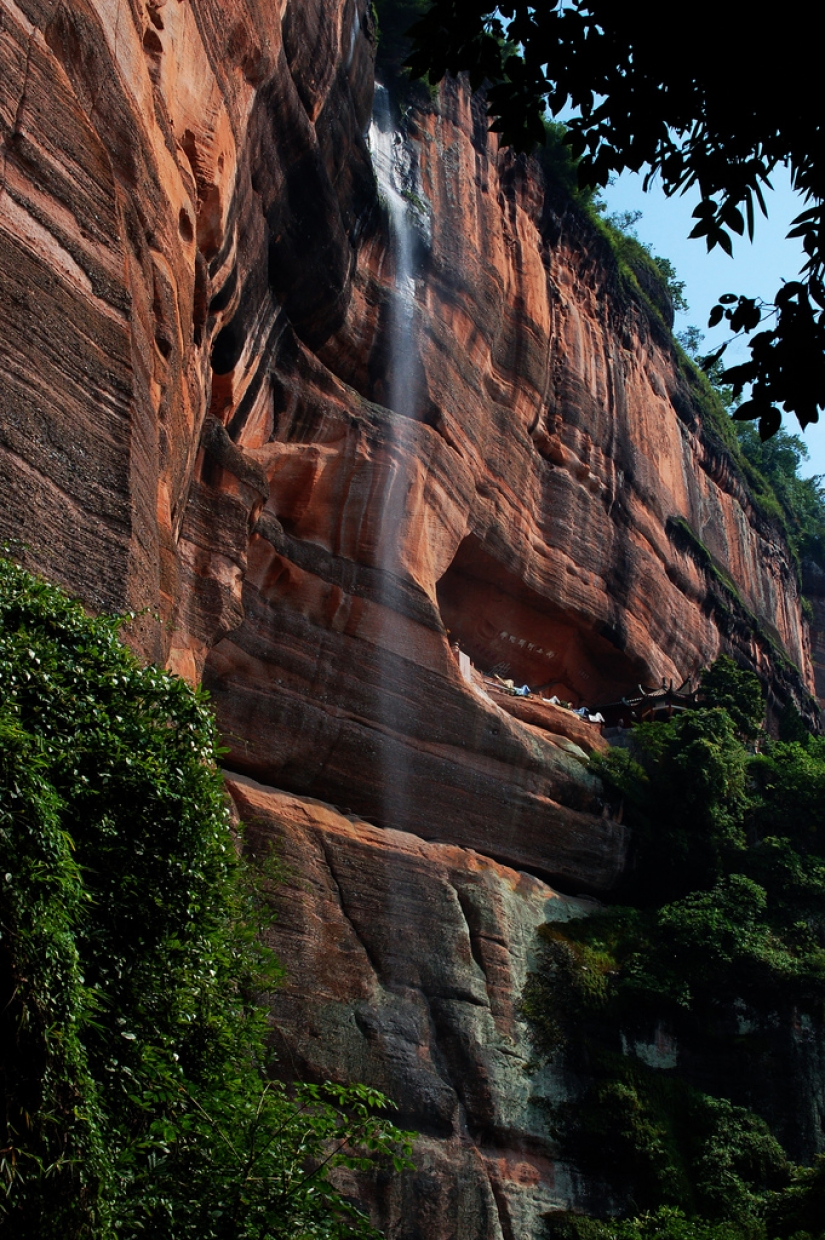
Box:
[1,4,823,1233]
[228,773,594,1240]
[0,0,817,860]
[197,72,816,850]
[0,0,375,664]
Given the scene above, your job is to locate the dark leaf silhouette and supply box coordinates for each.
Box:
[405,1,825,437]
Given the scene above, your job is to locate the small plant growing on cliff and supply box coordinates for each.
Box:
[0,556,413,1238]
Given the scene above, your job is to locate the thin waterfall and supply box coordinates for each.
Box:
[366,84,419,830]
[368,83,418,421]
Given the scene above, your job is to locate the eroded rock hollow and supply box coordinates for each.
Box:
[0,0,820,1235]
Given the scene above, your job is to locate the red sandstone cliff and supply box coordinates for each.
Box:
[228,773,593,1238]
[0,2,821,1236]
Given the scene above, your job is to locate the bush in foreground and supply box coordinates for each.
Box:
[0,556,412,1238]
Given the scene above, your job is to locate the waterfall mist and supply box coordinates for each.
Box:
[366,84,421,831]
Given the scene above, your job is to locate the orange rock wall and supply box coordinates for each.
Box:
[197,75,816,858]
[0,0,374,661]
[1,0,814,799]
[0,3,820,1236]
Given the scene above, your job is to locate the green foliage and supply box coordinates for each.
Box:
[574,206,686,329]
[699,657,764,741]
[677,329,742,415]
[559,1070,694,1210]
[404,2,825,437]
[113,1079,414,1240]
[637,875,802,1010]
[675,328,825,579]
[594,706,751,901]
[522,913,634,1052]
[0,713,108,1230]
[533,135,684,333]
[535,121,598,208]
[546,1205,762,1240]
[0,557,413,1238]
[541,1031,788,1222]
[765,1155,825,1240]
[651,258,689,316]
[549,1175,825,1240]
[527,675,825,1238]
[599,210,689,322]
[777,699,811,744]
[749,738,825,855]
[733,424,825,569]
[544,1158,825,1240]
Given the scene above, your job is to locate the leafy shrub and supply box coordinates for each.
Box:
[0,713,106,1230]
[114,1079,413,1240]
[528,667,825,1238]
[545,1205,763,1240]
[765,1154,825,1240]
[0,557,413,1237]
[643,876,798,1008]
[601,215,687,325]
[698,657,765,741]
[750,739,825,854]
[594,706,751,901]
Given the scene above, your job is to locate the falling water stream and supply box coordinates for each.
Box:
[366,85,420,830]
[368,84,418,421]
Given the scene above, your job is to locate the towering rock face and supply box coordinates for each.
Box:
[803,559,825,703]
[0,0,376,659]
[0,2,821,1236]
[197,73,816,859]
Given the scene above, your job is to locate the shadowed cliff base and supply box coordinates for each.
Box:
[227,772,595,1240]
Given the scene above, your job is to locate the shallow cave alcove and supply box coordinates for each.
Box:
[435,533,646,709]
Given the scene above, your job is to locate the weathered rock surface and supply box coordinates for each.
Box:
[803,558,825,705]
[198,69,818,854]
[1,0,817,849]
[2,1,824,1232]
[0,0,375,663]
[482,685,611,756]
[227,772,592,1240]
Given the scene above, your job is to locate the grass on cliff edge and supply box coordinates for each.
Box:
[0,556,413,1240]
[524,661,825,1240]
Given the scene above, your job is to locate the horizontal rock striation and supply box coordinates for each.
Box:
[197,71,818,844]
[2,0,817,827]
[0,0,375,664]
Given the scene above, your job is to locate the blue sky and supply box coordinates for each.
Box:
[602,169,825,479]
